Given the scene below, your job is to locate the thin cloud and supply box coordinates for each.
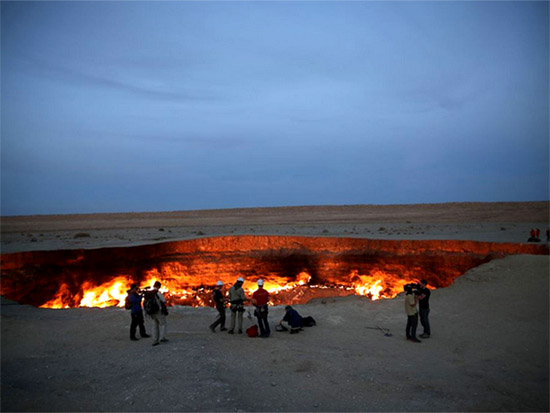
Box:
[121,133,252,149]
[13,55,220,102]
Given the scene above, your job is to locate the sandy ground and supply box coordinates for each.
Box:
[1,202,549,412]
[1,202,549,253]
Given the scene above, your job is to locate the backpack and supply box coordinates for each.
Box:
[143,290,160,315]
[124,294,132,310]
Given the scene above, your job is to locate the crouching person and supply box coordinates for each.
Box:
[280,305,304,334]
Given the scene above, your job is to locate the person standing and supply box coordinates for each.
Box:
[418,279,431,339]
[404,284,421,343]
[210,281,227,332]
[252,279,270,338]
[228,277,248,334]
[150,281,169,346]
[128,283,150,341]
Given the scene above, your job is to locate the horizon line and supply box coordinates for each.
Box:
[2,200,549,219]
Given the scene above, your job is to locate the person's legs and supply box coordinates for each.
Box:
[237,311,243,332]
[219,308,226,330]
[228,309,236,332]
[136,312,148,337]
[256,314,266,336]
[261,314,270,336]
[419,309,431,336]
[152,315,160,344]
[130,313,139,340]
[280,321,290,331]
[411,313,419,339]
[406,316,412,339]
[158,314,167,341]
[211,311,221,330]
[211,308,226,331]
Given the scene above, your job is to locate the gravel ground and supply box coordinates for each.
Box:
[2,254,548,412]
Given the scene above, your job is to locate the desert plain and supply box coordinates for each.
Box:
[1,202,549,412]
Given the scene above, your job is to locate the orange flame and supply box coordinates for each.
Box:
[79,279,128,308]
[39,268,413,309]
[6,235,546,310]
[351,270,410,300]
[40,283,73,309]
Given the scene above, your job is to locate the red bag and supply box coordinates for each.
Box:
[246,325,259,337]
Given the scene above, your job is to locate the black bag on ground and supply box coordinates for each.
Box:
[302,316,316,327]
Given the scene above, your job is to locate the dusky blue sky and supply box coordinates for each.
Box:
[2,1,548,216]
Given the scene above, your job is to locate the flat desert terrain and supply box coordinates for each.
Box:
[1,202,549,412]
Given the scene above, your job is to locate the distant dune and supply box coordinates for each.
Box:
[2,201,548,232]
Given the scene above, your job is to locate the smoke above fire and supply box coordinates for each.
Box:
[1,236,547,309]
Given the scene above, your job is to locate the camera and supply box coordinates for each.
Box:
[404,283,421,294]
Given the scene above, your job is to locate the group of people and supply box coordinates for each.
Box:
[528,228,550,243]
[209,277,304,337]
[126,277,305,345]
[404,279,431,343]
[126,281,169,346]
[127,277,431,345]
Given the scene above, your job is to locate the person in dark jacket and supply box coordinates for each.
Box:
[128,283,150,341]
[210,281,227,332]
[418,279,431,338]
[279,305,304,334]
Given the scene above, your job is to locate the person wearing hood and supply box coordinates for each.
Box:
[252,279,270,338]
[227,277,248,334]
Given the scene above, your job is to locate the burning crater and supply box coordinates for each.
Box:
[1,236,547,309]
